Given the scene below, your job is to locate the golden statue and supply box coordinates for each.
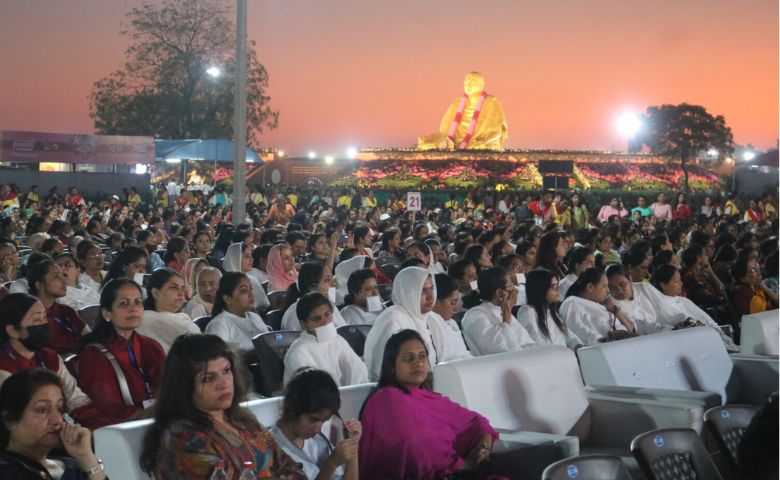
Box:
[417,72,508,150]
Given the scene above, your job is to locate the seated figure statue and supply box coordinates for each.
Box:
[418,72,508,151]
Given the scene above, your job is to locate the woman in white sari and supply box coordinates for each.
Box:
[334,255,369,306]
[559,268,636,345]
[222,242,270,310]
[363,267,438,381]
[339,269,384,326]
[559,246,595,298]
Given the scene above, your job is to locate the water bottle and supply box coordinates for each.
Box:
[209,460,228,480]
[238,460,255,480]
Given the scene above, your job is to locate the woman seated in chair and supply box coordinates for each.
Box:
[359,329,498,479]
[267,243,299,293]
[182,257,208,301]
[427,274,471,362]
[222,242,270,310]
[283,293,367,387]
[559,246,595,298]
[183,267,221,320]
[205,272,270,354]
[363,267,439,381]
[102,246,148,292]
[139,334,305,479]
[339,269,384,326]
[559,268,636,345]
[77,278,165,426]
[136,269,200,353]
[271,369,361,480]
[334,255,369,306]
[281,262,347,332]
[731,255,779,317]
[0,369,107,480]
[516,269,583,349]
[0,293,107,429]
[53,252,100,312]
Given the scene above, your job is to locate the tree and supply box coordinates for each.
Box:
[89,0,278,146]
[630,103,734,191]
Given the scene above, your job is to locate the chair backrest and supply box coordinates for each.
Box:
[631,428,723,480]
[266,290,288,310]
[192,316,212,332]
[337,324,371,357]
[703,404,758,467]
[452,311,466,329]
[252,331,301,396]
[63,354,79,377]
[377,283,394,301]
[433,346,590,436]
[740,309,779,356]
[577,327,738,404]
[94,382,376,480]
[379,262,401,280]
[262,309,284,331]
[95,419,155,480]
[542,454,633,480]
[77,304,101,329]
[261,280,269,293]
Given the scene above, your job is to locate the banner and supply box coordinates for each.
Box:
[0,130,154,165]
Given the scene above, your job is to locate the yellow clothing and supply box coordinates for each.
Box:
[287,193,298,207]
[128,193,141,206]
[418,96,508,150]
[724,200,739,216]
[750,289,768,314]
[363,196,377,208]
[444,199,459,209]
[337,195,352,208]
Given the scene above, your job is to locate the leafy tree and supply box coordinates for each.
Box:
[89,0,278,146]
[630,103,734,191]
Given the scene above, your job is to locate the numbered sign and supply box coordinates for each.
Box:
[407,192,421,211]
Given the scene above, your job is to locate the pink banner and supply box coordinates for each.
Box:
[0,130,154,165]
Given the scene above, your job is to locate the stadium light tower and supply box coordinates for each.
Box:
[616,112,641,167]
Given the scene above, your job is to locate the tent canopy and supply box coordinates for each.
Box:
[155,139,261,163]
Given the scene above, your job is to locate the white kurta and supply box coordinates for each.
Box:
[560,296,627,346]
[78,271,105,293]
[559,274,577,299]
[205,310,270,353]
[281,300,347,331]
[0,355,92,412]
[268,425,344,480]
[460,302,536,356]
[57,284,100,311]
[426,311,472,362]
[334,256,368,299]
[136,310,201,353]
[222,242,270,309]
[283,331,368,386]
[340,304,382,326]
[248,267,269,285]
[614,283,673,336]
[516,304,582,348]
[183,295,212,320]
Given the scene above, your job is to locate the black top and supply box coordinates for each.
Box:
[0,451,96,480]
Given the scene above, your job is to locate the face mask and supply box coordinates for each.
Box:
[20,324,51,351]
[134,272,145,286]
[313,322,338,343]
[469,280,479,291]
[516,273,524,285]
[327,287,337,304]
[366,295,383,312]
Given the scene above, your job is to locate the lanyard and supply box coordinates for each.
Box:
[125,338,152,397]
[2,344,45,369]
[47,308,78,338]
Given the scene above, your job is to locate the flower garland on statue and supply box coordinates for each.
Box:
[447,91,488,149]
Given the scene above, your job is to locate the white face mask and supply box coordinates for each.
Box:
[133,272,145,286]
[469,280,479,291]
[366,295,383,312]
[327,287,337,304]
[516,273,524,285]
[313,322,338,343]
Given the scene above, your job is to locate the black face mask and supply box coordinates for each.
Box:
[20,324,51,351]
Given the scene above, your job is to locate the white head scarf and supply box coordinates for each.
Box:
[391,266,437,321]
[222,242,244,273]
[335,255,367,297]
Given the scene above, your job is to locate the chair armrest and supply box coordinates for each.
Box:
[584,393,706,449]
[731,356,779,405]
[585,385,722,408]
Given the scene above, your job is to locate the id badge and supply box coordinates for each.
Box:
[142,399,156,409]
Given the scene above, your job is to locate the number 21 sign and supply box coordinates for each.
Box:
[407,192,421,212]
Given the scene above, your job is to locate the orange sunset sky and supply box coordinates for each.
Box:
[0,0,777,157]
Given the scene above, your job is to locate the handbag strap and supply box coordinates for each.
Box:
[88,343,135,407]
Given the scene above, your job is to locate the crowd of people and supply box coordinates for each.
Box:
[0,181,777,479]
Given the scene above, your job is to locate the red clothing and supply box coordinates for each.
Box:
[732,284,769,317]
[77,331,165,425]
[528,200,552,219]
[0,343,108,429]
[672,204,693,219]
[45,302,87,354]
[65,194,85,207]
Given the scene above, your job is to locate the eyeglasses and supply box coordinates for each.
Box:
[549,283,560,291]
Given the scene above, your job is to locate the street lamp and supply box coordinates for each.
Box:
[743,151,755,161]
[346,147,358,159]
[616,112,641,167]
[324,155,335,165]
[308,151,317,159]
[206,66,221,78]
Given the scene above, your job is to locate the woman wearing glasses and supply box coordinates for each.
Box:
[75,241,105,293]
[516,269,582,349]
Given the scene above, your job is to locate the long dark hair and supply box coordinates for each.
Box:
[144,268,181,310]
[534,231,563,276]
[283,262,324,310]
[380,228,400,252]
[650,264,678,291]
[139,334,256,473]
[565,246,592,274]
[0,293,38,342]
[376,329,428,394]
[343,269,376,306]
[280,369,341,423]
[27,259,58,296]
[211,272,248,317]
[464,244,489,274]
[79,278,143,350]
[163,236,188,264]
[104,246,148,286]
[565,267,605,299]
[525,269,565,339]
[0,368,63,449]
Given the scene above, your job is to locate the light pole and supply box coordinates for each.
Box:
[616,112,641,168]
[232,0,247,226]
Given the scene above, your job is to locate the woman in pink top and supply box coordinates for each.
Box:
[651,192,673,221]
[596,197,628,224]
[267,243,298,292]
